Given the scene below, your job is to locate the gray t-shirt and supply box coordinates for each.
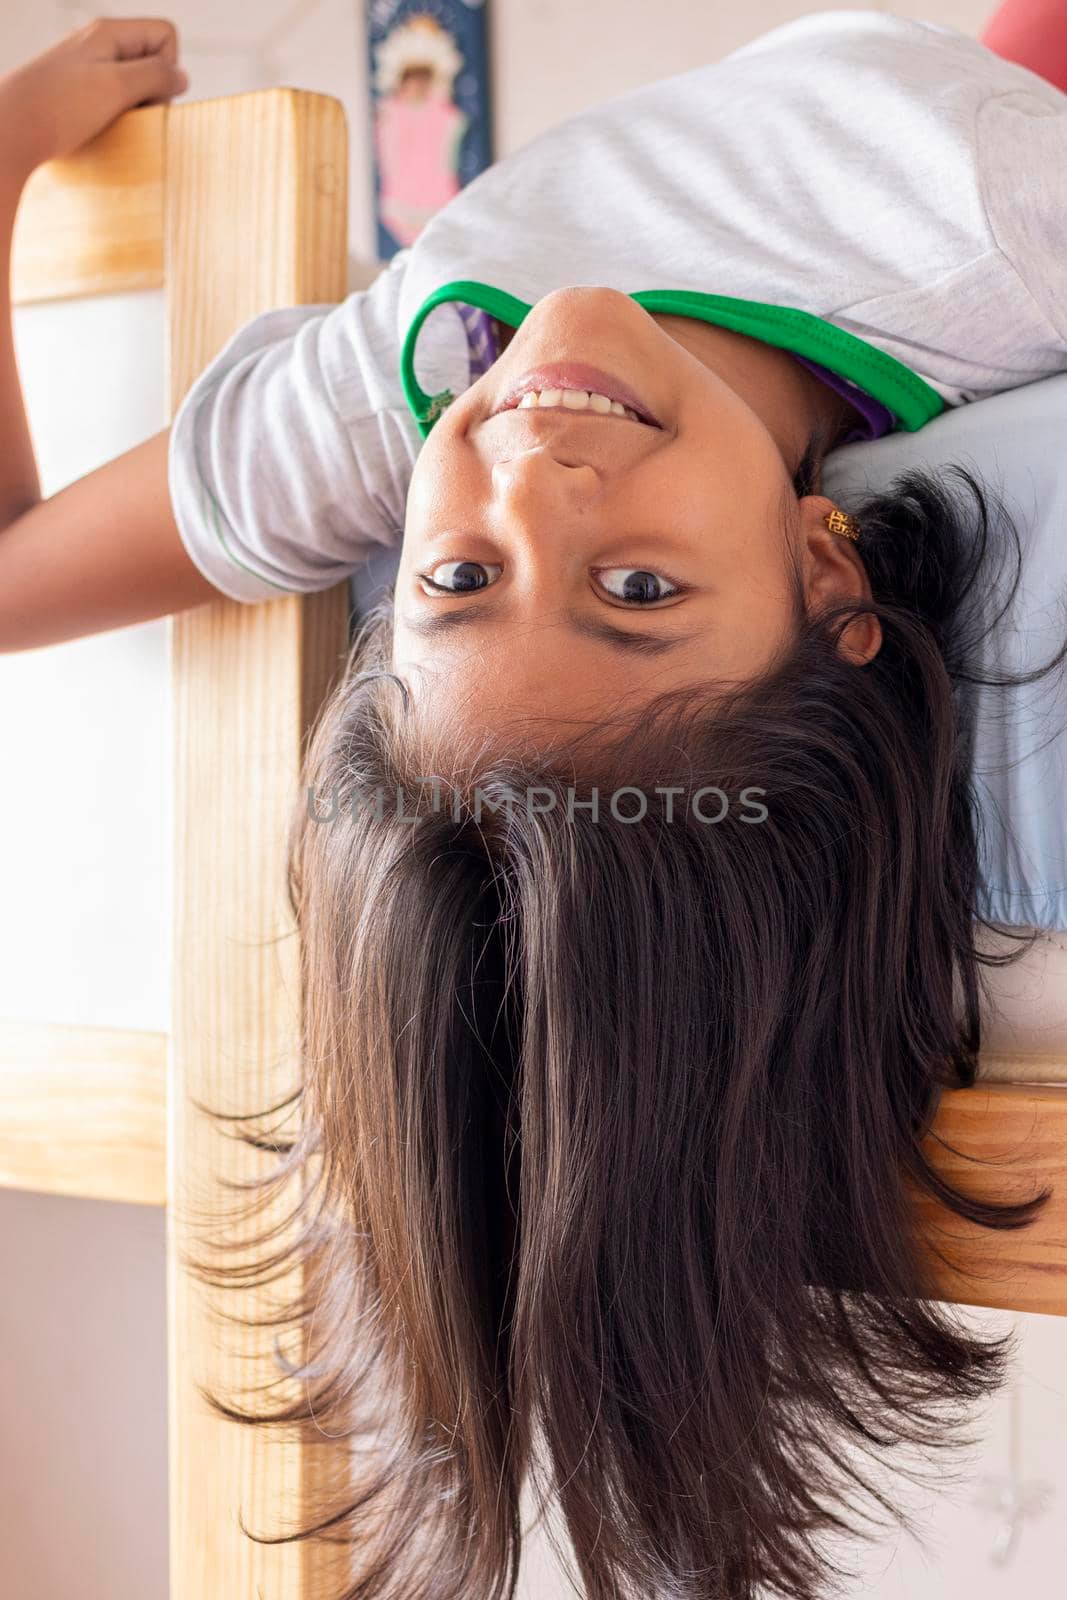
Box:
[168,9,1067,602]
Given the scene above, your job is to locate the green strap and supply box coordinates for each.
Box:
[399,278,945,441]
[400,279,531,436]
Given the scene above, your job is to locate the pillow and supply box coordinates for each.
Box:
[823,373,1067,934]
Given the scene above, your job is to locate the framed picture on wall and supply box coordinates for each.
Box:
[366,0,493,260]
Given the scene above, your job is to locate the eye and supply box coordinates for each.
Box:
[593,567,682,605]
[418,559,503,595]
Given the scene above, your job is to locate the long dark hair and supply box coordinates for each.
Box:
[185,432,1067,1599]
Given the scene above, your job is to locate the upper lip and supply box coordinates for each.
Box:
[491,364,663,428]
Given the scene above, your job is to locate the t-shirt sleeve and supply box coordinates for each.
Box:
[978,87,1067,352]
[167,255,422,603]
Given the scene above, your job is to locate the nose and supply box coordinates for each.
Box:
[490,446,601,530]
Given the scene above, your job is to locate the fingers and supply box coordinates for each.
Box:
[80,16,181,68]
[76,17,188,110]
[114,52,189,108]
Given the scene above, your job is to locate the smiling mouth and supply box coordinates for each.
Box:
[492,364,663,428]
[500,389,652,426]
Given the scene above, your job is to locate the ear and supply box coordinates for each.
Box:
[798,495,883,668]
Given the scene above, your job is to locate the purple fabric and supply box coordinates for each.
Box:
[790,353,895,442]
[452,303,895,440]
[455,301,501,382]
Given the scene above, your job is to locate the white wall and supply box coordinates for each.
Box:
[0,1188,167,1600]
[0,286,171,1600]
[3,3,1063,1597]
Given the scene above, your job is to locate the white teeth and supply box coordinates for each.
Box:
[512,387,640,420]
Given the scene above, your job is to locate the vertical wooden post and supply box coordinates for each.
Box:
[165,91,353,1599]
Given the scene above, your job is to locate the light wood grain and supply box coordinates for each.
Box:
[917,1083,1067,1316]
[0,1020,166,1205]
[11,107,164,305]
[165,90,353,1600]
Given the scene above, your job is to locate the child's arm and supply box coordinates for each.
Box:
[0,18,219,654]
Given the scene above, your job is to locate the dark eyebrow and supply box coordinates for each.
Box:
[401,601,697,657]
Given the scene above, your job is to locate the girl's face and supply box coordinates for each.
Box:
[393,287,877,741]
